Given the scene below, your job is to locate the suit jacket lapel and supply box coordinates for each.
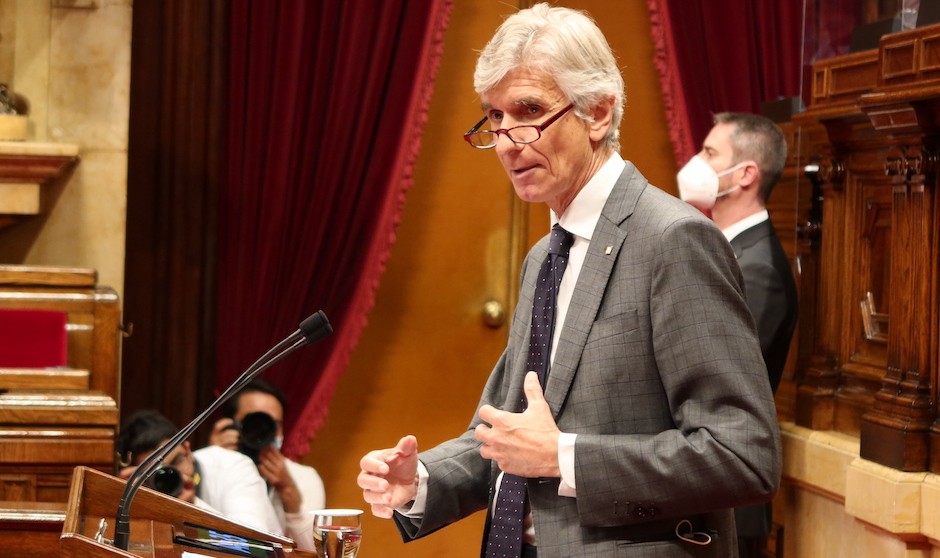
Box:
[543,163,643,416]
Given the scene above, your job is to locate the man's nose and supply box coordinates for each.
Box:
[494,131,523,154]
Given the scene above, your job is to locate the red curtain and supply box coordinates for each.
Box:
[647,0,804,167]
[217,0,451,457]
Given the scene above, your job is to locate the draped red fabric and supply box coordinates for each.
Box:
[646,0,696,169]
[646,0,803,166]
[218,0,452,458]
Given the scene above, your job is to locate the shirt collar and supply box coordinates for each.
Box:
[550,152,625,241]
[722,210,769,242]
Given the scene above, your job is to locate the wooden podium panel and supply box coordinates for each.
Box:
[0,391,117,502]
[0,265,121,401]
[0,500,67,558]
[0,367,91,390]
[0,265,121,504]
[61,467,302,558]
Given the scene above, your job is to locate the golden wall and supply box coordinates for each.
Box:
[0,0,130,299]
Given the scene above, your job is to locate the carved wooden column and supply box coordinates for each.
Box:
[773,120,827,423]
[795,152,845,430]
[858,134,935,471]
[791,150,823,416]
[791,42,881,435]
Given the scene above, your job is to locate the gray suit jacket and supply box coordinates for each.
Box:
[396,163,781,557]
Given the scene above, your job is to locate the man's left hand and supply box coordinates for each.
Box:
[475,371,561,477]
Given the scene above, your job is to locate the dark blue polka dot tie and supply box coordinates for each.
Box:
[485,224,573,558]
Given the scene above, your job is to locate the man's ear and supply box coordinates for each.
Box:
[740,161,760,189]
[587,96,615,143]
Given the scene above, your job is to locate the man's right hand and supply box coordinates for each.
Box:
[357,435,419,519]
[208,417,239,451]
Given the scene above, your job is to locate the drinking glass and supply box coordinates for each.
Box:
[312,509,363,558]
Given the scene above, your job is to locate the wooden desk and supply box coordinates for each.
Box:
[0,499,67,558]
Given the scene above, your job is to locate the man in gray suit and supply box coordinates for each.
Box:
[678,112,798,557]
[358,4,781,557]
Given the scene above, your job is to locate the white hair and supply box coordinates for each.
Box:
[473,3,625,151]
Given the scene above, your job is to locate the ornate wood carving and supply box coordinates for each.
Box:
[794,22,940,472]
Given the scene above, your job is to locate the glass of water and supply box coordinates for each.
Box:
[312,509,362,558]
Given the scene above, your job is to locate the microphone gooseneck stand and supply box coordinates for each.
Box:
[112,311,332,550]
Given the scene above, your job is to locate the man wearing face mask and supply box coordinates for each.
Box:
[208,379,326,552]
[677,112,798,558]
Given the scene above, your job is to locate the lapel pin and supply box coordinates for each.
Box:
[605,246,613,255]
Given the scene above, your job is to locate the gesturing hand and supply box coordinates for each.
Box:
[474,371,561,478]
[358,435,420,518]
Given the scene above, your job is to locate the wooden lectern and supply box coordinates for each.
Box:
[60,466,307,558]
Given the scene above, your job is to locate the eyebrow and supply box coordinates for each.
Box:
[480,98,549,112]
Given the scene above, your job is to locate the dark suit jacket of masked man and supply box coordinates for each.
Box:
[730,218,798,543]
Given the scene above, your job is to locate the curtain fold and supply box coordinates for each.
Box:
[218,0,452,457]
[646,0,803,166]
[123,0,226,433]
[646,0,696,169]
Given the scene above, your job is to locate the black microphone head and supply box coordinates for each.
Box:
[299,311,332,344]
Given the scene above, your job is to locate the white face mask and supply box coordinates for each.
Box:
[676,155,745,210]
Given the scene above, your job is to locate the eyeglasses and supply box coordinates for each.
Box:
[463,103,575,149]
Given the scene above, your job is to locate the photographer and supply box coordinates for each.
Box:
[115,409,282,535]
[209,379,325,551]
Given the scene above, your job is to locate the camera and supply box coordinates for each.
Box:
[146,465,184,497]
[228,411,278,463]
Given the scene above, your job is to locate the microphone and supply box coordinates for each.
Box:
[112,311,332,550]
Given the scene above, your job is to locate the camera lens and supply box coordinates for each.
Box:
[148,465,183,497]
[238,411,278,451]
[236,411,278,464]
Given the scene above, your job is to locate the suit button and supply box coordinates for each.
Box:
[634,506,646,518]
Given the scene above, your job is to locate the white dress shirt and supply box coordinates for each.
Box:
[192,446,283,535]
[721,209,769,242]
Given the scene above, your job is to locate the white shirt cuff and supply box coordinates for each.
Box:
[558,432,577,497]
[396,460,429,517]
